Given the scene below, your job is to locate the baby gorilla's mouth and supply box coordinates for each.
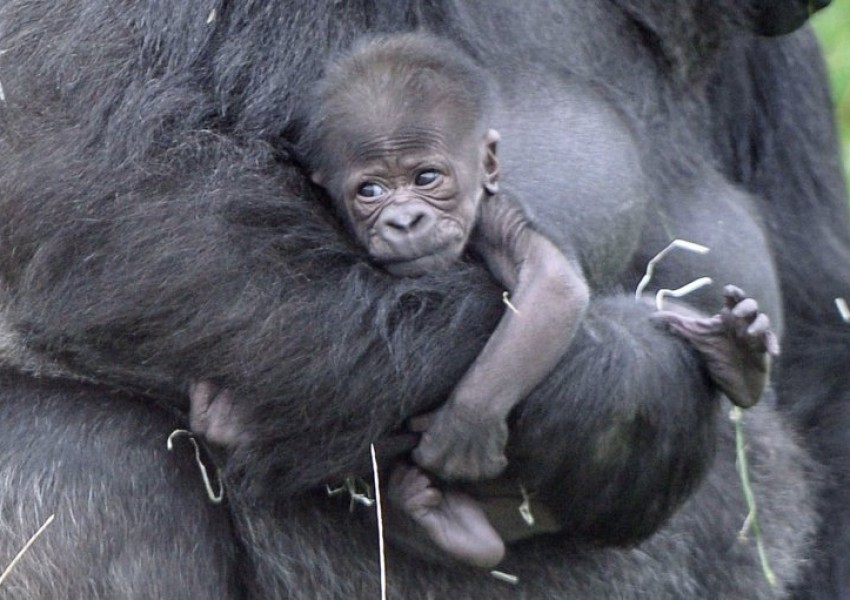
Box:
[379,244,465,277]
[368,220,468,276]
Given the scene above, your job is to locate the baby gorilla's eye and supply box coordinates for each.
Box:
[357,182,385,198]
[414,169,441,187]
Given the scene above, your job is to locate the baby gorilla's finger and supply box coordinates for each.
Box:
[722,284,747,308]
[389,464,444,512]
[746,312,770,337]
[730,297,759,323]
[738,308,779,357]
[765,330,780,356]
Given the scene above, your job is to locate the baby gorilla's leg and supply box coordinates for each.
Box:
[388,464,505,568]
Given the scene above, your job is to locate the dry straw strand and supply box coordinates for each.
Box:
[0,514,56,587]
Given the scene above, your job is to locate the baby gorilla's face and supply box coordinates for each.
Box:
[332,129,491,276]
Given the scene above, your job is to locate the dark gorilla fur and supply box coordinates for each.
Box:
[707,31,850,598]
[0,1,846,598]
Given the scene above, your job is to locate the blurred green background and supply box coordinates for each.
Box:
[813,0,850,196]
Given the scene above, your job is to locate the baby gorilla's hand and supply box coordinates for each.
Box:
[411,404,509,481]
[652,285,780,408]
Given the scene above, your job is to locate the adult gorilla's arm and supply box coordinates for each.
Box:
[0,118,714,533]
[0,0,717,543]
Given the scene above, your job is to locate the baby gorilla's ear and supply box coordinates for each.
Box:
[310,171,325,186]
[483,129,500,195]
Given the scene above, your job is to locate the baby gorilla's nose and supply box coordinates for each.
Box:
[388,210,424,231]
[379,202,436,246]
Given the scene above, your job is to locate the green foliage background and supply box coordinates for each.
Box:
[813,0,850,195]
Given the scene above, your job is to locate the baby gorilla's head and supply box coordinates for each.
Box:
[303,33,500,276]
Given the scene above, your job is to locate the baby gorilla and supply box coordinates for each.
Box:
[299,33,589,567]
[189,34,779,570]
[298,33,782,567]
[300,35,589,485]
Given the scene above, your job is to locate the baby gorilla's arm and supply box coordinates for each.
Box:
[400,286,779,564]
[413,195,589,481]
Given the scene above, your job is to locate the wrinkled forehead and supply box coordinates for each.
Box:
[322,102,482,169]
[347,125,450,163]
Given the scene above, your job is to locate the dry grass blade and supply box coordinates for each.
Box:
[654,277,713,310]
[0,514,56,587]
[370,444,387,600]
[731,408,777,587]
[490,570,519,584]
[835,298,850,323]
[634,239,710,300]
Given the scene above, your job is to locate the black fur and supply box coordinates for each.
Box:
[0,1,845,598]
[707,30,850,598]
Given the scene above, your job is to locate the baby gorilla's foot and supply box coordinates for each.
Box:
[652,285,780,408]
[388,464,505,568]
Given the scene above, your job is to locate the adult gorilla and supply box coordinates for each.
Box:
[0,1,845,599]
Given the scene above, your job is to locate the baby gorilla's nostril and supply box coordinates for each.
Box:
[406,212,426,231]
